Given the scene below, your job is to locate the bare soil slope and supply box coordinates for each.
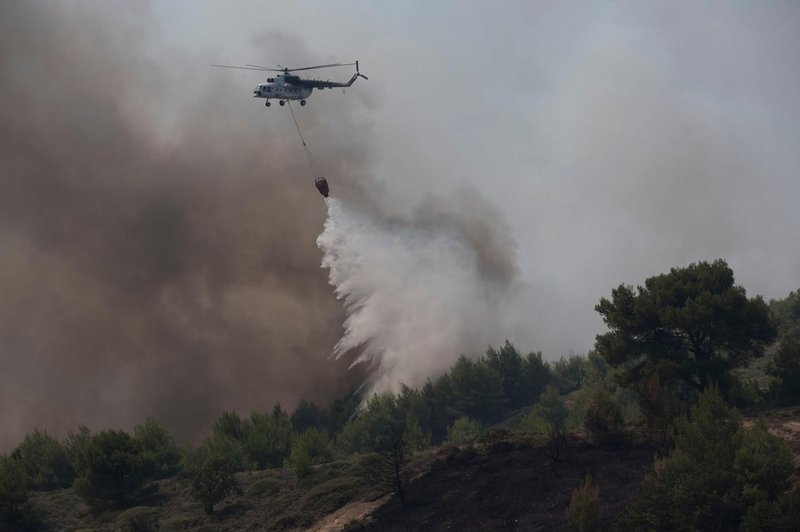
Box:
[352,438,654,532]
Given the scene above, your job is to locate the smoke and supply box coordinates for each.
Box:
[318,191,527,395]
[0,0,525,450]
[5,0,798,450]
[0,2,375,450]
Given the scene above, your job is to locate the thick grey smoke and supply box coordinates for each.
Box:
[4,0,800,450]
[0,1,522,450]
[318,192,525,395]
[0,2,376,449]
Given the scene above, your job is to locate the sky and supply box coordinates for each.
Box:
[1,0,799,448]
[154,0,800,348]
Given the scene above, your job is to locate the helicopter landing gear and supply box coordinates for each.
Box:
[300,100,306,106]
[279,100,285,106]
[265,101,271,107]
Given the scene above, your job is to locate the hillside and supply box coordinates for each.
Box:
[30,436,653,531]
[26,405,800,531]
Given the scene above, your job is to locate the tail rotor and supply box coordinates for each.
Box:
[356,60,368,80]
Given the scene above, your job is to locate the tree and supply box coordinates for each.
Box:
[212,411,243,441]
[769,287,800,341]
[0,454,38,530]
[133,419,181,479]
[184,436,242,514]
[402,414,431,453]
[73,430,151,508]
[241,411,293,469]
[520,350,553,404]
[617,387,795,530]
[13,430,74,490]
[533,385,568,455]
[486,341,552,409]
[768,336,800,405]
[64,425,91,474]
[291,399,323,433]
[595,260,775,403]
[449,356,507,424]
[360,394,413,505]
[552,355,590,394]
[290,428,333,478]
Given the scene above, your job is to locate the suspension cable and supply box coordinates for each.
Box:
[287,101,322,178]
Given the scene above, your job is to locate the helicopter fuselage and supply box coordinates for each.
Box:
[253,76,313,101]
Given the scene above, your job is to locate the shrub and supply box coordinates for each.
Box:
[446,416,482,445]
[583,387,624,445]
[73,430,152,508]
[245,478,282,497]
[299,476,363,514]
[116,505,160,532]
[13,429,74,490]
[566,474,600,532]
[159,516,200,530]
[291,445,313,479]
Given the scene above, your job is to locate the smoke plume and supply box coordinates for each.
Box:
[0,2,374,449]
[0,1,523,449]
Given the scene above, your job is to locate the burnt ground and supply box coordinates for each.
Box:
[352,438,654,532]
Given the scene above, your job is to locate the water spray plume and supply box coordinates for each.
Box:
[317,197,527,396]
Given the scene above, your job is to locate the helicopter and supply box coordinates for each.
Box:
[211,61,368,107]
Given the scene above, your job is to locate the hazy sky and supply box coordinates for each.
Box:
[156,0,800,347]
[1,1,799,448]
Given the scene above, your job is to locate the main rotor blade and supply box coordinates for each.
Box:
[211,64,275,71]
[286,62,356,72]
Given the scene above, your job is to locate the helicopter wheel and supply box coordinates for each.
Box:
[265,101,271,107]
[300,100,306,106]
[279,100,285,106]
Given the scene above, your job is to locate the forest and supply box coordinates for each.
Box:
[2,259,799,530]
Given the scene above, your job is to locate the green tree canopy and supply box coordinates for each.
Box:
[12,430,73,490]
[241,410,293,469]
[290,399,323,433]
[769,287,800,340]
[73,430,151,508]
[618,387,795,530]
[133,419,181,480]
[595,260,775,397]
[769,336,800,405]
[0,454,35,530]
[531,385,568,447]
[184,436,243,514]
[359,394,419,505]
